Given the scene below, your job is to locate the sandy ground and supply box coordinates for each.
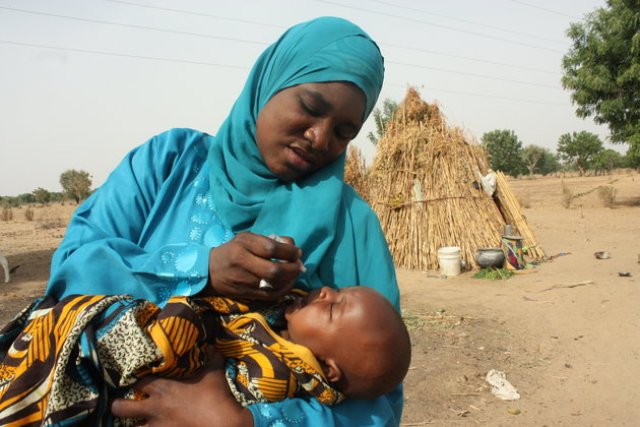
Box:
[1,171,639,426]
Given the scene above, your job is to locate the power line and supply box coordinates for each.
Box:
[105,0,286,29]
[104,0,561,75]
[366,0,565,45]
[387,60,560,89]
[0,38,567,107]
[0,6,268,46]
[0,39,249,70]
[0,5,561,80]
[310,0,563,53]
[387,83,567,106]
[507,0,579,19]
[380,42,560,75]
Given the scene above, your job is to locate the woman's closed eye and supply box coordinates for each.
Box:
[301,100,321,117]
[335,126,358,141]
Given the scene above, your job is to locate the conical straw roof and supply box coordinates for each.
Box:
[370,87,510,270]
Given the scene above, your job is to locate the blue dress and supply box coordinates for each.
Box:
[46,128,404,426]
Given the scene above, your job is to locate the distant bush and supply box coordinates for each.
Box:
[1,205,13,222]
[24,206,35,221]
[598,185,617,208]
[36,218,67,229]
[561,181,574,208]
[517,191,531,208]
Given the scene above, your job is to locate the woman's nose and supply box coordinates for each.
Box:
[304,121,331,151]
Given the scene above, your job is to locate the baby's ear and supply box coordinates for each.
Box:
[322,358,342,384]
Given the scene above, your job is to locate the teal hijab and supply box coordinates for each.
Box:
[208,17,385,289]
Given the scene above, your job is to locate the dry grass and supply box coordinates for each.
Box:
[1,204,75,229]
[24,206,34,221]
[2,205,13,222]
[344,145,370,203]
[561,181,575,208]
[598,185,617,208]
[517,191,531,208]
[34,205,74,229]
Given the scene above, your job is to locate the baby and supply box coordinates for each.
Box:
[218,286,411,405]
[0,286,411,425]
[281,286,410,400]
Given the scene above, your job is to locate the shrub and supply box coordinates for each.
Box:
[517,191,531,208]
[561,181,574,208]
[598,185,617,208]
[1,205,13,222]
[24,206,35,221]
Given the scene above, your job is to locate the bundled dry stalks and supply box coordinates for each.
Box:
[494,171,545,259]
[368,87,543,270]
[344,145,370,203]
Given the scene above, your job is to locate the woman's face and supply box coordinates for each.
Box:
[255,81,366,182]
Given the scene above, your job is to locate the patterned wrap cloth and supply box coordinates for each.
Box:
[0,291,342,426]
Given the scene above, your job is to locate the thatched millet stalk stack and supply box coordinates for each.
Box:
[368,87,543,270]
[344,146,370,204]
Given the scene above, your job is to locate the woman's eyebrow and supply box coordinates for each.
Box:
[302,89,332,111]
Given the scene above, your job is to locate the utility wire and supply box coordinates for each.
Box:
[310,0,563,53]
[0,39,249,69]
[386,60,560,89]
[387,83,567,106]
[105,0,561,76]
[380,42,560,75]
[366,0,565,44]
[0,6,268,46]
[0,5,561,79]
[105,0,286,29]
[0,38,567,107]
[507,0,579,19]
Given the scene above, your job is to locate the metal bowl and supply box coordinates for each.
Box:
[475,248,505,268]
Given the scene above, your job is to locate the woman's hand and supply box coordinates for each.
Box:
[111,348,253,427]
[206,232,304,301]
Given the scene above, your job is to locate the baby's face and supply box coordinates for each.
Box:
[284,286,381,363]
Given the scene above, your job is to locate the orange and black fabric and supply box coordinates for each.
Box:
[0,292,342,426]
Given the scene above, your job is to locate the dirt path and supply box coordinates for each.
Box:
[1,172,639,426]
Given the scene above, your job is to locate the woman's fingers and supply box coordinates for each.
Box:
[208,232,304,299]
[238,232,302,264]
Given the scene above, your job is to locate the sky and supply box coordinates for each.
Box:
[0,0,617,196]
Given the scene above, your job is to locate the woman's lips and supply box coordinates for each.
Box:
[286,146,314,171]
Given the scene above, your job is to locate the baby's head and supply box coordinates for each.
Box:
[284,286,411,399]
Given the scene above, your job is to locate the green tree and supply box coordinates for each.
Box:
[625,146,640,169]
[562,0,640,157]
[49,192,66,203]
[367,98,398,145]
[481,129,527,177]
[539,151,562,175]
[556,131,604,175]
[593,149,624,174]
[33,187,51,205]
[521,145,560,175]
[16,193,35,205]
[60,169,92,204]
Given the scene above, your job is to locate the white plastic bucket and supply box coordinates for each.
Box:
[437,246,461,276]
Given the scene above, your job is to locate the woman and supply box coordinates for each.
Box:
[46,16,402,426]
